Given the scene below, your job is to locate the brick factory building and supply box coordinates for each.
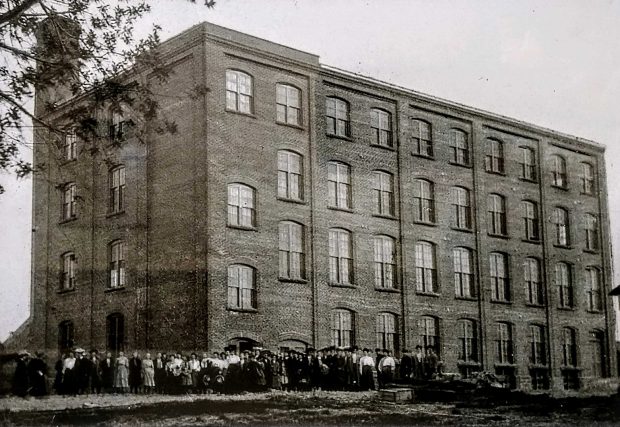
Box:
[25,21,616,391]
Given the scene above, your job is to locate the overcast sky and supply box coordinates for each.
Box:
[1,0,619,342]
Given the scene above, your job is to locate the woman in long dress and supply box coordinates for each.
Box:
[142,353,155,394]
[114,351,129,393]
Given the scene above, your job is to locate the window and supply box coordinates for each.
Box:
[106,313,124,353]
[63,130,77,161]
[457,319,478,363]
[331,309,354,347]
[562,327,577,367]
[450,129,469,166]
[58,320,74,352]
[276,84,301,125]
[279,221,305,280]
[327,162,351,209]
[522,200,539,241]
[370,109,392,147]
[413,179,435,223]
[374,235,396,289]
[485,138,504,174]
[551,155,567,188]
[62,183,77,220]
[451,186,472,229]
[326,97,350,137]
[329,229,353,285]
[376,313,398,352]
[590,330,606,378]
[108,110,129,141]
[226,70,253,114]
[227,183,256,228]
[586,267,602,311]
[496,322,514,364]
[552,207,570,246]
[580,162,595,195]
[278,151,303,201]
[415,241,437,293]
[108,240,125,289]
[487,194,507,236]
[524,258,543,305]
[490,252,510,302]
[556,262,573,308]
[61,252,76,290]
[411,119,432,157]
[109,166,126,214]
[530,324,547,365]
[454,247,474,298]
[418,316,439,355]
[519,146,537,181]
[373,171,394,216]
[585,214,599,251]
[227,264,257,310]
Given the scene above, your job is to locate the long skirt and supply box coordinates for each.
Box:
[114,366,129,389]
[142,368,155,388]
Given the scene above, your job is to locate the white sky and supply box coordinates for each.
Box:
[1,0,620,342]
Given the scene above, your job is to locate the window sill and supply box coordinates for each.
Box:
[528,364,549,370]
[490,299,512,305]
[488,233,509,240]
[369,143,396,152]
[557,306,575,311]
[525,303,545,309]
[277,197,306,205]
[522,238,541,245]
[106,210,126,219]
[61,158,78,166]
[327,206,354,213]
[59,217,78,225]
[519,177,538,184]
[448,161,472,169]
[326,133,353,142]
[416,291,440,298]
[225,109,256,119]
[413,220,437,227]
[104,286,126,294]
[227,307,258,313]
[412,153,434,160]
[276,121,304,131]
[494,363,517,368]
[372,213,397,221]
[579,191,595,197]
[227,224,258,232]
[57,288,76,295]
[583,249,599,254]
[329,283,356,289]
[551,184,569,192]
[485,170,506,176]
[457,361,481,367]
[553,244,573,250]
[586,309,603,314]
[560,366,582,371]
[374,287,400,293]
[278,277,307,284]
[451,227,473,233]
[455,296,477,301]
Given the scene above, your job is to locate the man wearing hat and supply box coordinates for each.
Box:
[12,351,30,397]
[74,348,91,395]
[28,351,48,397]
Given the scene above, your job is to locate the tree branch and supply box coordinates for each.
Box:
[0,0,41,26]
[0,41,59,64]
[0,91,62,133]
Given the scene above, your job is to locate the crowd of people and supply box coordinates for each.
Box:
[10,345,441,398]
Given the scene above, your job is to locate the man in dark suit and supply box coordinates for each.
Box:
[129,351,142,394]
[399,349,413,383]
[100,352,114,393]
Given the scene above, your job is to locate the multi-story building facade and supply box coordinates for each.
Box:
[28,21,616,391]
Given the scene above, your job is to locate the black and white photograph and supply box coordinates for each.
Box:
[1,0,620,425]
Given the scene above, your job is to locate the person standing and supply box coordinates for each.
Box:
[399,349,413,383]
[12,351,30,397]
[114,351,129,393]
[424,347,438,380]
[412,345,425,382]
[74,349,91,395]
[28,351,48,397]
[142,353,155,394]
[378,349,396,389]
[100,352,114,393]
[359,348,375,391]
[128,351,142,394]
[188,353,201,393]
[62,351,77,396]
[154,352,166,394]
[53,353,64,395]
[89,350,102,394]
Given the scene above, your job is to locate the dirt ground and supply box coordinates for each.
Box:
[1,390,619,426]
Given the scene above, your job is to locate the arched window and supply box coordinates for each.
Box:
[326,97,350,137]
[522,200,539,241]
[562,327,577,367]
[373,171,394,216]
[413,179,435,223]
[61,252,77,290]
[328,228,353,285]
[58,320,74,352]
[63,129,78,161]
[485,138,504,174]
[331,309,355,347]
[278,151,303,201]
[276,84,301,125]
[327,162,351,209]
[551,155,567,188]
[529,324,546,365]
[586,267,602,311]
[496,322,514,364]
[519,146,537,181]
[450,129,469,165]
[106,313,124,353]
[487,194,507,236]
[227,183,256,228]
[370,109,392,147]
[62,182,77,220]
[457,319,478,363]
[108,240,125,289]
[226,70,253,113]
[415,241,437,293]
[590,330,607,378]
[376,312,398,352]
[279,221,305,280]
[418,316,440,355]
[411,119,432,157]
[552,207,570,246]
[109,166,126,214]
[108,109,129,141]
[451,186,471,229]
[490,252,510,302]
[524,257,543,305]
[584,213,599,251]
[227,264,257,310]
[556,262,573,308]
[580,162,595,195]
[453,247,474,298]
[374,235,396,289]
